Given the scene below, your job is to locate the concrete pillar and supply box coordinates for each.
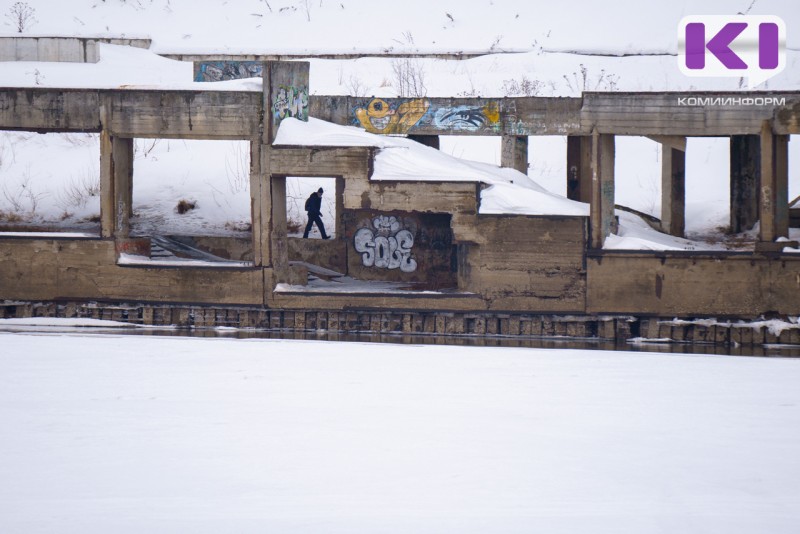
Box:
[661,144,686,237]
[99,129,114,238]
[264,60,310,143]
[270,175,289,282]
[408,135,440,150]
[730,134,760,233]
[759,121,790,243]
[567,135,592,203]
[249,139,272,267]
[99,130,133,239]
[262,60,309,279]
[113,137,134,238]
[590,132,616,249]
[335,176,345,238]
[501,135,529,175]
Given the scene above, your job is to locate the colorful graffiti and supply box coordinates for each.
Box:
[273,84,309,122]
[354,98,430,134]
[432,101,500,132]
[194,61,263,82]
[353,98,501,134]
[354,215,417,273]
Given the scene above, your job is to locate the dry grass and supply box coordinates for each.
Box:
[175,199,197,214]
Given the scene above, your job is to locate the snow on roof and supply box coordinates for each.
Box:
[1,43,260,91]
[274,117,589,217]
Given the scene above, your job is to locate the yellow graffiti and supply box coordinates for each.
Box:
[482,101,500,125]
[355,98,430,134]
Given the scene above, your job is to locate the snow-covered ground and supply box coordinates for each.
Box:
[1,331,799,533]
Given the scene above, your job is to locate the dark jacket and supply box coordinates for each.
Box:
[305,193,322,216]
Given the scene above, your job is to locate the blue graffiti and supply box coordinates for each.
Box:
[432,106,490,131]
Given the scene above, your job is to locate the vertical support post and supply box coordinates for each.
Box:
[759,121,790,243]
[270,176,288,281]
[264,61,310,144]
[501,135,529,175]
[335,176,345,239]
[567,135,592,202]
[99,128,115,238]
[661,144,686,237]
[99,118,133,240]
[730,134,760,233]
[112,137,134,238]
[590,131,616,249]
[249,138,270,266]
[262,61,310,283]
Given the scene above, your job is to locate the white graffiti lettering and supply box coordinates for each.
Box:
[354,216,417,273]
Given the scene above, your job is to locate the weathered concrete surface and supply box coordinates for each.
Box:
[759,122,790,242]
[500,135,528,173]
[3,88,799,138]
[587,253,800,316]
[566,135,592,203]
[582,92,800,136]
[0,89,102,132]
[288,237,347,274]
[0,37,97,63]
[0,37,150,63]
[661,144,685,237]
[0,238,264,305]
[108,90,261,139]
[464,215,588,312]
[730,135,761,233]
[590,132,616,248]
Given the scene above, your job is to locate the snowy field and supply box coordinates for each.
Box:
[1,331,799,533]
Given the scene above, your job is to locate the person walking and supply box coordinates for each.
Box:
[303,187,330,239]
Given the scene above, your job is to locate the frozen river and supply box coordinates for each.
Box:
[1,331,799,533]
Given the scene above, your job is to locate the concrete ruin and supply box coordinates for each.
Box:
[1,61,799,337]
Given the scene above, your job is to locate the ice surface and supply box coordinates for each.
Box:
[1,332,800,533]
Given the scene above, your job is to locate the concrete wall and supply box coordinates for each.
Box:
[343,210,456,289]
[0,237,264,305]
[587,252,800,316]
[465,216,588,312]
[0,37,150,63]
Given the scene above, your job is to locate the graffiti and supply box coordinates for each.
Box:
[194,61,263,82]
[273,84,309,122]
[354,215,417,273]
[353,98,501,134]
[354,98,430,134]
[432,101,500,132]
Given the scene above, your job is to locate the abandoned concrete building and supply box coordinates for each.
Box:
[1,59,799,343]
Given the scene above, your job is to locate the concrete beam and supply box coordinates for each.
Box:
[661,145,686,237]
[500,135,528,174]
[590,132,616,249]
[730,135,760,233]
[566,135,592,203]
[759,121,790,242]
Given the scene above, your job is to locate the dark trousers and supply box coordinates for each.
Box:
[303,213,328,238]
